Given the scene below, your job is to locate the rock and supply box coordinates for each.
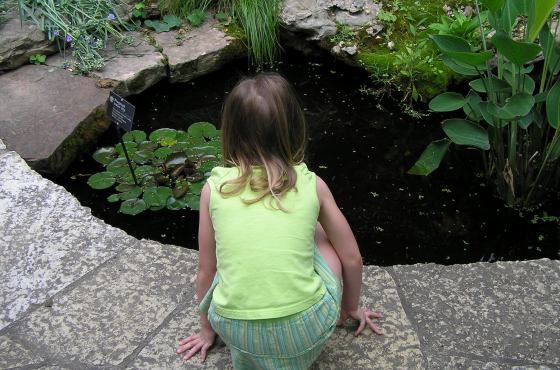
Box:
[0,139,5,151]
[0,65,111,176]
[281,0,382,42]
[341,45,357,55]
[46,32,166,97]
[152,20,245,83]
[0,12,57,71]
[366,24,383,36]
[91,32,167,97]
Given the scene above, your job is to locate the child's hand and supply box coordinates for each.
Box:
[345,308,383,336]
[176,327,216,363]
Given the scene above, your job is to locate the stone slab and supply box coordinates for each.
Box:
[0,12,57,70]
[426,354,554,370]
[128,266,424,369]
[391,260,560,366]
[281,0,381,41]
[0,65,111,175]
[92,32,166,96]
[0,152,134,330]
[0,335,44,368]
[10,241,198,367]
[152,20,245,83]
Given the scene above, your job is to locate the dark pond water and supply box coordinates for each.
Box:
[52,49,560,266]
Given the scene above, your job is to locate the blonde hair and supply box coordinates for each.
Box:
[219,73,307,210]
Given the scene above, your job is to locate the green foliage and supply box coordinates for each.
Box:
[131,2,148,20]
[17,0,131,74]
[187,9,206,26]
[145,15,182,32]
[29,53,46,65]
[357,0,468,114]
[157,0,281,67]
[88,123,222,215]
[409,0,560,209]
[428,10,488,48]
[377,9,397,23]
[330,23,356,44]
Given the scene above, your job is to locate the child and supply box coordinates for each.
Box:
[176,73,382,369]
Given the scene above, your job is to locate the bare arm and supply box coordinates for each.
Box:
[196,183,217,330]
[317,176,383,336]
[177,183,216,361]
[316,176,362,312]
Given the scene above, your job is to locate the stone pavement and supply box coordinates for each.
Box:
[0,144,559,369]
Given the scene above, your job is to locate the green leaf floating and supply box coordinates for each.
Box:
[143,186,173,207]
[149,128,177,142]
[120,199,147,215]
[188,122,218,138]
[123,130,147,143]
[442,119,490,150]
[408,139,451,176]
[87,172,116,189]
[92,147,116,165]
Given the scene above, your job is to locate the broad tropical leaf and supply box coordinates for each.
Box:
[407,139,451,175]
[546,79,560,129]
[442,119,490,150]
[527,0,556,42]
[492,31,541,65]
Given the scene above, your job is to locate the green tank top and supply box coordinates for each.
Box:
[207,163,326,320]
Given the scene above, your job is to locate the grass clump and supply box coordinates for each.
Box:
[17,0,131,73]
[158,0,281,68]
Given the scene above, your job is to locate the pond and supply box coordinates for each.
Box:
[52,48,560,266]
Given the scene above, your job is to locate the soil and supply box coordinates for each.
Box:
[52,48,560,266]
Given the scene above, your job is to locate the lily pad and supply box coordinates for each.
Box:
[87,172,116,189]
[119,199,147,215]
[120,186,143,200]
[154,147,173,159]
[188,122,218,138]
[107,194,121,203]
[149,128,177,142]
[166,196,188,210]
[123,130,147,143]
[107,157,132,175]
[143,186,173,207]
[133,150,155,164]
[115,141,137,156]
[93,147,116,165]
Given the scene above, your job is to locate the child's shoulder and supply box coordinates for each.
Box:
[207,166,239,186]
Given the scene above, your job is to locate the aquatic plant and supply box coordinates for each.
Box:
[16,0,130,73]
[87,122,221,215]
[409,0,560,210]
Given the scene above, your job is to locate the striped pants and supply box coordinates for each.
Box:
[199,248,342,370]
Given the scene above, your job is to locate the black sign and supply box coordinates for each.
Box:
[107,91,135,132]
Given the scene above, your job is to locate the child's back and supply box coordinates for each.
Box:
[207,163,325,320]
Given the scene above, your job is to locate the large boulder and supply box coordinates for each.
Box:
[281,0,382,42]
[92,32,167,96]
[0,65,111,176]
[152,20,246,83]
[0,12,57,71]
